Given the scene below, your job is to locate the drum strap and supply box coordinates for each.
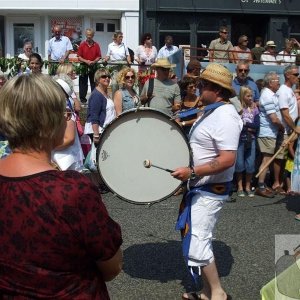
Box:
[146,78,154,107]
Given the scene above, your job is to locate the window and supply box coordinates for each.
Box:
[96,23,104,32]
[107,23,115,33]
[13,23,34,55]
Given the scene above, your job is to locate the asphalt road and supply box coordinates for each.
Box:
[101,190,300,300]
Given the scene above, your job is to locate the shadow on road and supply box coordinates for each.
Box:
[123,239,233,290]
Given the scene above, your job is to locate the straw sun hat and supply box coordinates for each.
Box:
[200,63,235,97]
[151,58,176,69]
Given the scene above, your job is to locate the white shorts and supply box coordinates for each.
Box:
[188,191,225,267]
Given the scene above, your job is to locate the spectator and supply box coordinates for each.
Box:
[140,58,181,116]
[135,33,157,72]
[275,65,300,193]
[157,35,179,59]
[209,26,234,63]
[48,25,73,64]
[185,60,201,78]
[0,73,123,298]
[256,72,283,198]
[276,39,296,66]
[251,37,265,64]
[232,60,260,102]
[104,31,132,97]
[84,69,116,145]
[77,28,101,104]
[56,63,81,113]
[28,53,43,74]
[114,67,139,116]
[235,86,259,197]
[52,76,84,171]
[233,35,253,64]
[261,41,278,65]
[18,41,33,61]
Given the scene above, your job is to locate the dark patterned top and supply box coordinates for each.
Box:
[0,170,122,299]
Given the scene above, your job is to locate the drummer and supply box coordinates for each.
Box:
[140,58,181,116]
[172,63,243,300]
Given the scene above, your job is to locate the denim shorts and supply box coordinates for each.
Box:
[235,138,256,174]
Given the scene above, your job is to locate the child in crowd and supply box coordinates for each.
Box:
[235,86,260,197]
[284,139,296,195]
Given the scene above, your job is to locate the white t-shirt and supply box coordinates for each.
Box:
[190,104,243,187]
[276,51,296,66]
[277,84,298,133]
[106,42,129,61]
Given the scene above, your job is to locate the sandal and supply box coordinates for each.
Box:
[182,292,209,300]
[272,186,286,195]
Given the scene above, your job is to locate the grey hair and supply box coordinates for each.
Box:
[284,64,298,77]
[264,71,278,86]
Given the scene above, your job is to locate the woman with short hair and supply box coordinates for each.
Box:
[0,74,123,299]
[233,35,253,64]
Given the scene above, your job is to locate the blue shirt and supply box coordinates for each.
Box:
[232,77,260,101]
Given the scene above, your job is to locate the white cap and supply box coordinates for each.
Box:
[56,78,72,97]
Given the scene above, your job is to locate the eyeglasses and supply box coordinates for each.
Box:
[292,73,300,77]
[100,74,111,79]
[125,75,135,80]
[220,31,228,34]
[238,69,249,73]
[25,48,32,50]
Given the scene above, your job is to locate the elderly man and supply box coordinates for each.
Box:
[256,72,283,197]
[77,28,102,104]
[209,26,234,63]
[172,63,242,300]
[140,58,181,116]
[48,25,73,64]
[232,60,260,102]
[261,41,278,65]
[274,65,300,193]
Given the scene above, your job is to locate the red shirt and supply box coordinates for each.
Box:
[0,170,122,299]
[78,40,101,61]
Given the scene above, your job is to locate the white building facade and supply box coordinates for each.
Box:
[0,0,139,59]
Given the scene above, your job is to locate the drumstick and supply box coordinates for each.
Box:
[143,159,174,173]
[255,132,297,178]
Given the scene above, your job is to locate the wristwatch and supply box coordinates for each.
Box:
[190,167,196,180]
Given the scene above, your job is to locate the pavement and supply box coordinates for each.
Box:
[100,189,300,300]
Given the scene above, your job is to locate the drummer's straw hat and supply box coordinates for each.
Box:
[200,63,235,97]
[151,58,176,69]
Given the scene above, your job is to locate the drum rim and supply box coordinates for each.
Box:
[96,107,192,204]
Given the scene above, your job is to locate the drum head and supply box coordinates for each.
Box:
[97,108,191,204]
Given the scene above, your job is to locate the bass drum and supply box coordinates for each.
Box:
[97,108,191,204]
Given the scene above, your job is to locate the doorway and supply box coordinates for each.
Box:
[231,14,269,49]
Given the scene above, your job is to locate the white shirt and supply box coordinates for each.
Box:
[261,51,278,65]
[48,35,73,61]
[276,51,296,66]
[277,84,298,133]
[190,104,243,187]
[106,42,129,61]
[157,45,179,58]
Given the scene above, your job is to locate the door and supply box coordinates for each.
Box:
[92,19,120,57]
[7,17,41,57]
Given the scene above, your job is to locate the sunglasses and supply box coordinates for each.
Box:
[239,69,249,73]
[125,75,135,80]
[146,37,152,40]
[100,74,111,79]
[292,73,300,77]
[220,31,228,34]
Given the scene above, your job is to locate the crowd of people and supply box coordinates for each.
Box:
[1,25,300,299]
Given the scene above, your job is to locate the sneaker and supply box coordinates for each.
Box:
[237,190,245,197]
[255,188,275,198]
[246,190,255,197]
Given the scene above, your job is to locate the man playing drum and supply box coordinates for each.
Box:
[172,63,243,300]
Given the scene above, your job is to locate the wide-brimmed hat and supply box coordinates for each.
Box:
[266,40,276,48]
[56,78,72,97]
[200,63,235,97]
[151,58,176,69]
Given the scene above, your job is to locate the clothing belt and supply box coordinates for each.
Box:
[189,181,231,196]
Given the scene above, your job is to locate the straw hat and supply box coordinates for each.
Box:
[56,78,72,97]
[151,58,176,69]
[265,40,276,47]
[200,63,235,97]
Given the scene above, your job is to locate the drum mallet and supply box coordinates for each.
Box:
[143,159,174,173]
